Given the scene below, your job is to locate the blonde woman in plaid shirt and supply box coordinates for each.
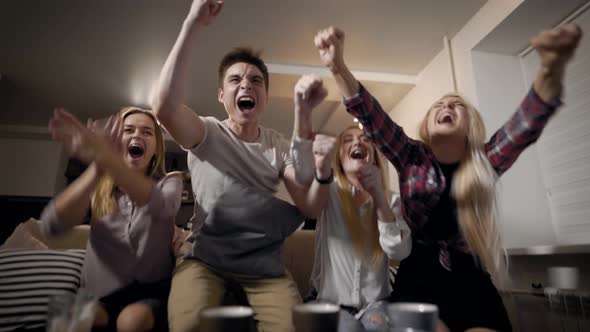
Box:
[313,24,582,331]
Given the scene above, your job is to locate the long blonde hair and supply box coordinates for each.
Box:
[92,107,167,218]
[334,126,389,267]
[420,94,506,285]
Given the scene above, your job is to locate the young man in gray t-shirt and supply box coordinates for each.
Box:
[151,1,332,331]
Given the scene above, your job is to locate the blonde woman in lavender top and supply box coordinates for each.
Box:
[41,107,182,332]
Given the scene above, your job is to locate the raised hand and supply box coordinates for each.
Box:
[49,108,95,164]
[357,164,385,201]
[531,24,583,102]
[312,134,337,179]
[294,75,328,118]
[188,0,224,26]
[49,109,122,165]
[314,26,345,73]
[89,113,124,157]
[532,23,582,71]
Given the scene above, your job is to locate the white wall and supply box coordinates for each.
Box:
[389,0,524,117]
[0,137,67,197]
[390,50,454,140]
[450,0,525,103]
[471,51,556,247]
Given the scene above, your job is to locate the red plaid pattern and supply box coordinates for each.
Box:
[345,84,560,270]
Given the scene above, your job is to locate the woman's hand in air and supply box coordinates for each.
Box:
[531,23,582,72]
[294,75,328,120]
[314,26,345,73]
[357,164,387,204]
[49,108,123,165]
[312,133,337,180]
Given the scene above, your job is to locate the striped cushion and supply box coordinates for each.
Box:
[0,249,85,331]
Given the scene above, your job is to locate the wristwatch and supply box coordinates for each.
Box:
[315,169,334,184]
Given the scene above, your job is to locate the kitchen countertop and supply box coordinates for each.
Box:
[500,288,590,297]
[507,243,590,255]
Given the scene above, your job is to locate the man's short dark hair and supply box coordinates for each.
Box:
[218,47,269,92]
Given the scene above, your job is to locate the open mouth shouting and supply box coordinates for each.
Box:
[128,142,145,161]
[437,111,455,126]
[237,95,256,113]
[349,147,369,162]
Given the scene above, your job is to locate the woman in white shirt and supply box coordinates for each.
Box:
[289,84,412,314]
[310,126,411,314]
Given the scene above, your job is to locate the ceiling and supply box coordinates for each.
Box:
[0,0,487,138]
[475,0,589,55]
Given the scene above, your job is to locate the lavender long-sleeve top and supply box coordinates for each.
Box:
[40,173,182,298]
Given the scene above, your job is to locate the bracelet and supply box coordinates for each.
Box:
[315,169,334,184]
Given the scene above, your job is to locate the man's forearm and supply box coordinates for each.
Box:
[152,17,202,118]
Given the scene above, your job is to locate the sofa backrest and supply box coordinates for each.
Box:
[283,230,316,298]
[30,220,317,299]
[31,220,90,250]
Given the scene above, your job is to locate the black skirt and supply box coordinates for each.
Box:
[93,278,171,332]
[388,243,512,332]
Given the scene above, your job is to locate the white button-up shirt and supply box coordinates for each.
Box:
[310,183,411,310]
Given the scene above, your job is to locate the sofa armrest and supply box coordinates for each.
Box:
[29,219,90,250]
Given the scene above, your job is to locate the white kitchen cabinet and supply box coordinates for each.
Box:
[520,7,590,245]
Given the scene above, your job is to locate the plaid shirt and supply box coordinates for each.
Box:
[345,84,560,270]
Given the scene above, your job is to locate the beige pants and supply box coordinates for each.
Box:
[168,258,302,332]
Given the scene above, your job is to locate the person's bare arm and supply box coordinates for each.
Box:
[286,76,335,218]
[284,134,336,219]
[283,166,331,219]
[291,75,328,186]
[50,110,155,206]
[151,0,224,149]
[51,163,100,228]
[532,23,582,103]
[315,26,359,99]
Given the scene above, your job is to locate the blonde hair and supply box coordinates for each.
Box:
[334,126,389,268]
[420,94,507,285]
[92,107,167,218]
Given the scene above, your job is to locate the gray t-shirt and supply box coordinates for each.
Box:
[186,116,292,233]
[185,117,301,276]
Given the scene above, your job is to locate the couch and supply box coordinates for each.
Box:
[0,221,88,331]
[33,223,317,296]
[0,220,316,331]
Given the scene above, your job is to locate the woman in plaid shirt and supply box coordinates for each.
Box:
[313,24,582,331]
